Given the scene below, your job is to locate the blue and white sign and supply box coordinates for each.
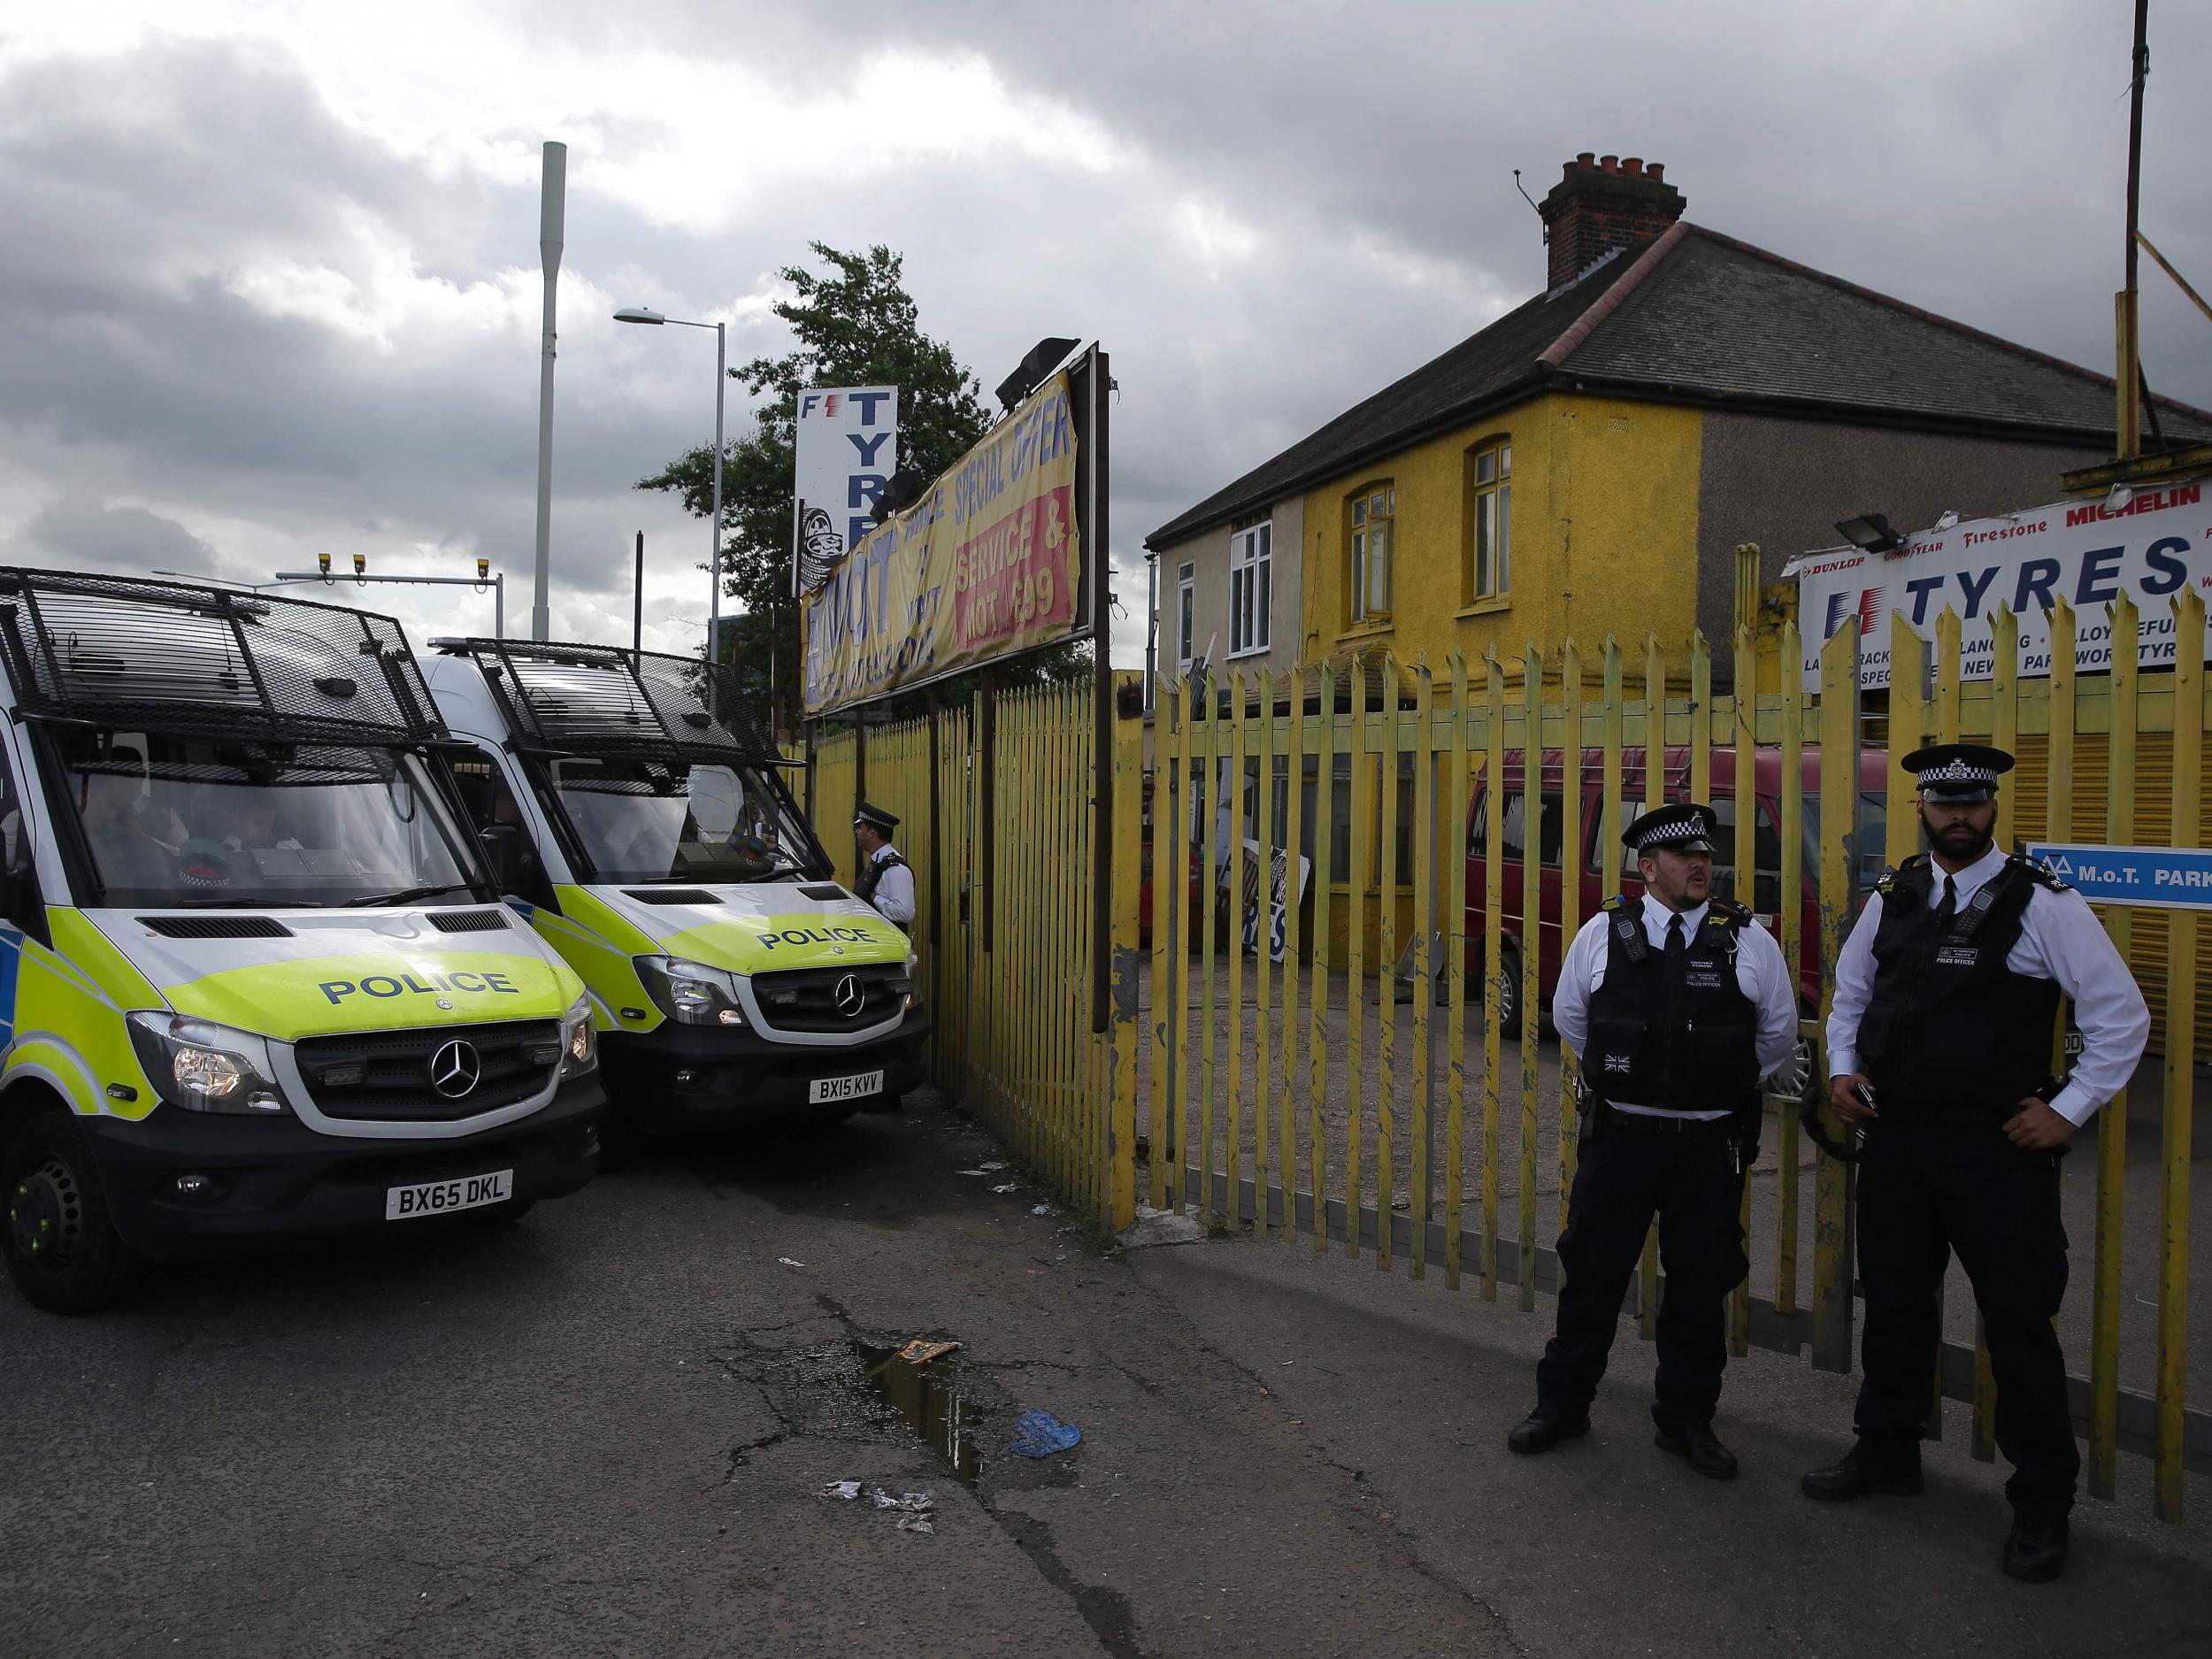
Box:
[2027,842,2212,910]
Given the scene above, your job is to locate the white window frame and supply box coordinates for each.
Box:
[1227,522,1272,657]
[1349,485,1394,625]
[1470,439,1511,600]
[1175,561,1196,673]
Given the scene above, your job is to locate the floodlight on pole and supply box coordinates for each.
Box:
[616,303,726,655]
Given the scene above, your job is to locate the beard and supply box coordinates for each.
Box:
[1928,819,1995,864]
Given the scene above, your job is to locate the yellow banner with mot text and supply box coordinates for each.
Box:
[803,370,1080,714]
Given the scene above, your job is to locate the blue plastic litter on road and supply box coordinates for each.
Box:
[1008,1409,1081,1459]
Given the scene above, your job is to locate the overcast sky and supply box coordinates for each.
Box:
[2,2,2207,666]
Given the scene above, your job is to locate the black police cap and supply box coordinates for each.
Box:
[854,801,901,833]
[1902,742,2014,803]
[1623,802,1719,856]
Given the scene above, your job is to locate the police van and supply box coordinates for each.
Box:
[0,571,603,1313]
[419,639,927,1143]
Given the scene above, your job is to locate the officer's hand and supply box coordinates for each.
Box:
[1831,1072,1878,1122]
[2003,1098,2076,1150]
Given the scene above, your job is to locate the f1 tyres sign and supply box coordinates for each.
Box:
[795,387,898,571]
[1787,481,2208,689]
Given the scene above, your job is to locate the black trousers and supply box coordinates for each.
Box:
[1852,1118,2078,1510]
[1535,1116,1749,1430]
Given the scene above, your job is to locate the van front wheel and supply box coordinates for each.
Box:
[3,1108,140,1314]
[1471,938,1524,1040]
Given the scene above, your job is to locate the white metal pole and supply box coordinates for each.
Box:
[708,320,726,659]
[532,141,566,641]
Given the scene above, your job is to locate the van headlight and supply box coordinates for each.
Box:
[635,956,748,1027]
[562,995,598,1074]
[901,951,923,1013]
[127,1012,288,1115]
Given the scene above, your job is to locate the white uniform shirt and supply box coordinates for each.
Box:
[1554,895,1801,1118]
[1825,843,2148,1126]
[864,843,916,926]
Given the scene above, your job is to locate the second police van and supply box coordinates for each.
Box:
[420,638,928,1142]
[0,572,603,1313]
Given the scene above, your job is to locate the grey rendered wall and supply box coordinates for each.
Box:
[1695,412,2106,680]
[1156,494,1305,682]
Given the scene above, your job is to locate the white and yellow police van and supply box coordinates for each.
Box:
[419,638,926,1142]
[0,571,603,1313]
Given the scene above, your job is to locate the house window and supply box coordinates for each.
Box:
[1175,561,1195,672]
[1468,438,1510,600]
[1348,484,1394,624]
[1229,523,1271,657]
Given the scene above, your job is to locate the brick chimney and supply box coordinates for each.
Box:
[1539,152,1686,288]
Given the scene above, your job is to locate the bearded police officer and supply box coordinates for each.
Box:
[1808,743,2147,1582]
[852,802,915,933]
[1509,802,1800,1478]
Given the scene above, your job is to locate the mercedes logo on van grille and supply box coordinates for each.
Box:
[429,1038,482,1099]
[833,973,864,1019]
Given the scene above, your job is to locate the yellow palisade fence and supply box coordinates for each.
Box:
[799,607,2206,1520]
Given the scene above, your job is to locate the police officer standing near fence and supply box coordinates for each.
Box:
[1808,742,2147,1583]
[1509,802,1800,1478]
[852,802,915,933]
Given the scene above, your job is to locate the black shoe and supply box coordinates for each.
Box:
[1800,1440,1924,1502]
[2003,1509,2070,1584]
[1655,1423,1739,1480]
[1507,1408,1591,1455]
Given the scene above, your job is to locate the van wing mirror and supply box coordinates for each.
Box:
[478,822,527,892]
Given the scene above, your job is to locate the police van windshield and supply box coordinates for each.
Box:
[56,732,482,909]
[542,756,816,885]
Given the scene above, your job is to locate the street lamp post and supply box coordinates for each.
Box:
[615,307,726,657]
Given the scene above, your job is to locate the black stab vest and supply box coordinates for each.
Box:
[1583,898,1762,1114]
[1853,855,2061,1115]
[855,849,910,933]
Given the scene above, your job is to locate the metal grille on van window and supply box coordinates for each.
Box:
[621,889,721,905]
[136,915,293,939]
[426,909,510,933]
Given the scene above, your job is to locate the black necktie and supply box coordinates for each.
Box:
[1934,875,1957,931]
[1665,914,1686,956]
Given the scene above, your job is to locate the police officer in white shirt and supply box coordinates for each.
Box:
[1805,743,2148,1585]
[852,802,915,932]
[1509,802,1800,1479]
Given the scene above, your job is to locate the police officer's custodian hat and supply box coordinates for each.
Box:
[854,801,901,833]
[1902,742,2014,803]
[1623,802,1720,856]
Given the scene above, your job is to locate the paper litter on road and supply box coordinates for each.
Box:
[823,1480,864,1501]
[776,1257,806,1267]
[895,1339,961,1366]
[990,1183,1018,1194]
[1031,1204,1052,1216]
[955,1169,992,1177]
[895,1514,934,1534]
[869,1490,933,1512]
[977,1160,1008,1171]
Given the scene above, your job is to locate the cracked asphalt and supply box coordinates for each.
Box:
[3,1091,2207,1657]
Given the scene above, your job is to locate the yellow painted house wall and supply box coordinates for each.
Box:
[1296,390,1705,679]
[1294,389,1708,963]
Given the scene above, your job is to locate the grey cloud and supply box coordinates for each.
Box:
[19,498,216,575]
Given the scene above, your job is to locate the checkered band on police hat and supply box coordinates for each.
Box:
[1622,802,1718,852]
[1902,742,2014,800]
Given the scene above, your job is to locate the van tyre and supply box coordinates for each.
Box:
[3,1108,140,1314]
[1485,938,1525,1040]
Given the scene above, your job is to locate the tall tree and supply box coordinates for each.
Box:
[637,242,1082,725]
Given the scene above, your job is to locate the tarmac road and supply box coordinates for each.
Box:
[1,1092,2205,1658]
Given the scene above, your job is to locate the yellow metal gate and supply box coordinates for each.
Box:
[1142,596,2206,1520]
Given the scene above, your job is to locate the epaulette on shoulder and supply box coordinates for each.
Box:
[1876,854,1927,896]
[1710,897,1753,926]
[1874,867,1901,895]
[2011,852,2072,892]
[1601,894,1628,913]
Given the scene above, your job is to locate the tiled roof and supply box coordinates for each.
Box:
[1147,224,2212,549]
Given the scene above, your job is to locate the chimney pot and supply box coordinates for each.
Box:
[1537,150,1686,288]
